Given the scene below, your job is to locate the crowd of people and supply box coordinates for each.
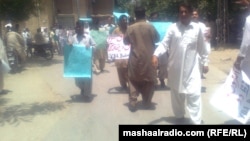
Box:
[65,3,209,125]
[76,1,249,125]
[0,0,249,125]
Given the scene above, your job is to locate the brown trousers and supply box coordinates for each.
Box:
[128,79,155,104]
[117,67,128,88]
[93,48,106,71]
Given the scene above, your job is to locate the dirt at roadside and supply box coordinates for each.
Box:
[208,47,239,75]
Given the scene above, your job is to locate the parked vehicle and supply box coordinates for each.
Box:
[6,47,21,73]
[26,42,53,60]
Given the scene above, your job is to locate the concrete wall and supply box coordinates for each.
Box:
[92,0,114,15]
[1,0,114,38]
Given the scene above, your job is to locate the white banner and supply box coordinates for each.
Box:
[107,35,130,61]
[211,67,250,124]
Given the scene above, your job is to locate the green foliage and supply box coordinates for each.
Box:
[114,0,243,22]
[114,0,132,13]
[0,0,39,22]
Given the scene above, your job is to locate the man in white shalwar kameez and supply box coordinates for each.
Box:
[192,9,211,79]
[152,3,209,124]
[234,0,250,79]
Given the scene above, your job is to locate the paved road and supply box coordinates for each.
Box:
[0,54,246,141]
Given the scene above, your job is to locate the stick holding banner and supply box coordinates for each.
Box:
[64,44,93,78]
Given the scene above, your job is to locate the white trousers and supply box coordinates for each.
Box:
[0,66,3,91]
[170,88,202,124]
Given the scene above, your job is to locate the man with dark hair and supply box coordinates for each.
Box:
[192,9,211,79]
[152,3,209,124]
[112,15,129,90]
[124,7,159,111]
[69,20,96,99]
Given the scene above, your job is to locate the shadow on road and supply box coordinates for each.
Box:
[0,98,9,107]
[93,70,110,75]
[224,120,250,125]
[108,86,170,95]
[154,85,170,91]
[124,101,157,112]
[148,117,192,125]
[0,102,66,126]
[0,90,12,106]
[25,57,63,68]
[66,94,97,103]
[0,89,12,95]
[108,87,129,94]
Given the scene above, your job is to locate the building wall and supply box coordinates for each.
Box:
[1,0,114,37]
[18,0,54,36]
[92,0,114,15]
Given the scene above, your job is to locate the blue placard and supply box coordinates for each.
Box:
[64,44,92,78]
[79,18,92,22]
[113,12,130,24]
[151,22,172,45]
[113,12,130,19]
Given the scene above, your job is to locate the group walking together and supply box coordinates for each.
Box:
[69,2,211,125]
[64,0,250,125]
[1,0,250,125]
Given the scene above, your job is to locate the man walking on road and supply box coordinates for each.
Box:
[124,6,159,111]
[69,20,96,99]
[112,15,129,91]
[234,0,250,78]
[152,3,209,124]
[192,9,211,79]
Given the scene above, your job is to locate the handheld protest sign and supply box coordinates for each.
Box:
[64,44,93,78]
[151,22,172,45]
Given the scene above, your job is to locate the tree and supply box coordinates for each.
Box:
[0,0,40,22]
[115,0,218,21]
[114,0,136,15]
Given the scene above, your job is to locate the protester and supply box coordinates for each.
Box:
[4,24,26,67]
[112,15,129,91]
[152,3,209,124]
[42,27,50,44]
[149,12,169,88]
[34,28,46,44]
[22,28,32,51]
[69,20,96,98]
[54,24,61,55]
[58,28,68,55]
[124,6,160,111]
[33,27,48,55]
[157,52,168,88]
[234,0,250,79]
[90,17,108,73]
[0,37,10,94]
[49,27,60,54]
[104,16,116,35]
[192,9,211,79]
[103,16,116,63]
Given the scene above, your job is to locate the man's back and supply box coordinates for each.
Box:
[126,21,159,51]
[124,20,159,81]
[5,31,25,48]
